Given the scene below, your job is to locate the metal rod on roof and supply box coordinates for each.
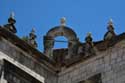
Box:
[45,39,68,43]
[54,40,68,43]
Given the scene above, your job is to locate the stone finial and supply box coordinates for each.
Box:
[28,28,38,48]
[8,12,16,24]
[108,18,113,25]
[29,28,36,39]
[10,12,15,19]
[107,18,114,31]
[85,32,95,56]
[30,28,35,35]
[85,32,93,43]
[60,17,66,26]
[104,19,116,40]
[87,32,92,37]
[3,12,17,33]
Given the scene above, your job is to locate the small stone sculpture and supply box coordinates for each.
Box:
[4,12,17,33]
[104,19,116,40]
[85,32,93,46]
[28,28,38,48]
[85,32,95,56]
[60,17,66,26]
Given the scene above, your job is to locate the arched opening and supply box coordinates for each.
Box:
[43,26,78,58]
[53,36,68,49]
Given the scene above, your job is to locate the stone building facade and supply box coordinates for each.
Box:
[0,15,125,83]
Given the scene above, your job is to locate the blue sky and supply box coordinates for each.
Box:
[0,0,125,51]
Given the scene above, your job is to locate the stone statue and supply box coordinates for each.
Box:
[85,32,93,46]
[85,32,95,56]
[60,17,66,26]
[28,28,38,48]
[0,60,4,79]
[4,12,17,33]
[104,19,116,40]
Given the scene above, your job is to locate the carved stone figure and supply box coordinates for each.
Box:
[4,12,17,33]
[60,17,66,26]
[28,28,38,48]
[85,32,95,56]
[85,32,93,46]
[104,19,116,40]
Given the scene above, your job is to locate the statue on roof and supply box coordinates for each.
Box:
[104,19,116,40]
[85,32,95,56]
[28,28,38,48]
[85,32,93,46]
[4,12,17,33]
[60,17,66,26]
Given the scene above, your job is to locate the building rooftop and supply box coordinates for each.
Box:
[0,14,125,72]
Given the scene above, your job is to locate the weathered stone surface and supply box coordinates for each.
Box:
[58,42,125,83]
[0,38,57,83]
[0,26,125,83]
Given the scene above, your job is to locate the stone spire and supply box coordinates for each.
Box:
[28,28,38,48]
[60,17,66,26]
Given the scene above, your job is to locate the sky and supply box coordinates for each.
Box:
[0,0,125,51]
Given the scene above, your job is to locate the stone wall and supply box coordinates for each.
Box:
[0,37,58,83]
[58,41,125,83]
[0,34,125,83]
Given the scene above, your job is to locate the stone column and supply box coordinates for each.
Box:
[0,60,4,78]
[0,59,7,83]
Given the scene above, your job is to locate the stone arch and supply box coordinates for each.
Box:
[46,26,77,40]
[43,26,79,58]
